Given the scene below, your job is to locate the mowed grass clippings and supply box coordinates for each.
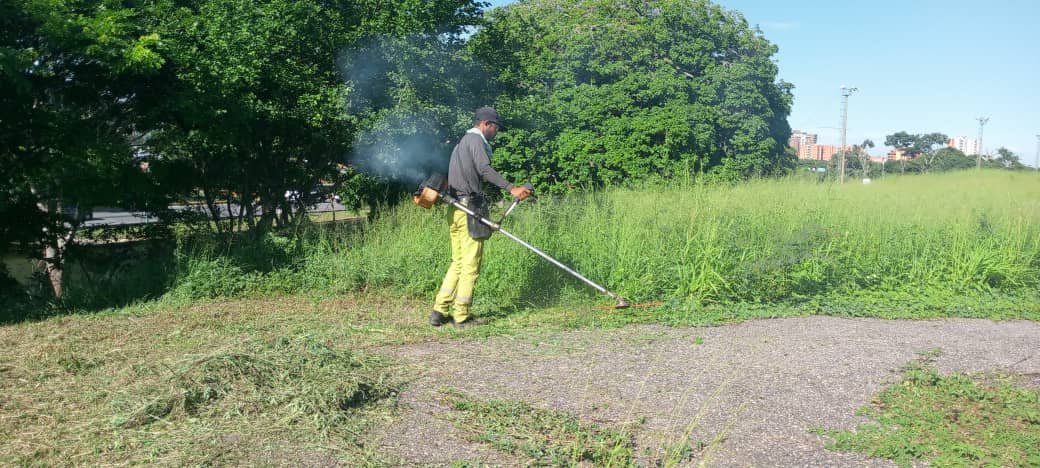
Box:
[0,296,413,466]
[442,389,639,466]
[812,361,1040,467]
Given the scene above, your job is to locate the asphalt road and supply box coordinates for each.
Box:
[378,316,1040,466]
[82,202,349,227]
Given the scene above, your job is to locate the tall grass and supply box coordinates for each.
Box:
[30,170,1037,317]
[314,170,1039,309]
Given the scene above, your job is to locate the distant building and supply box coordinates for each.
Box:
[947,136,980,155]
[802,144,838,161]
[788,130,817,154]
[887,149,909,161]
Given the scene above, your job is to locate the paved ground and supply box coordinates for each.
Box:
[373,316,1040,466]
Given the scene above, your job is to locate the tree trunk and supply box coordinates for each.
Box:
[33,196,70,299]
[43,241,64,299]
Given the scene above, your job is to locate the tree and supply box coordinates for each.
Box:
[854,139,874,179]
[915,133,949,173]
[991,147,1025,170]
[1,0,165,298]
[469,0,793,192]
[932,147,974,172]
[884,131,948,174]
[138,0,486,234]
[1,0,487,298]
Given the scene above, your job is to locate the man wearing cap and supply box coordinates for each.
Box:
[430,107,531,328]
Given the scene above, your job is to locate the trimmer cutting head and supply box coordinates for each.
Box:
[614,297,631,309]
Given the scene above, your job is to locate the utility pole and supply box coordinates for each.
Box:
[839,85,858,184]
[1035,134,1039,172]
[976,117,989,170]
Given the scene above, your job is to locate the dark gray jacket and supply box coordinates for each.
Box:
[447,130,512,196]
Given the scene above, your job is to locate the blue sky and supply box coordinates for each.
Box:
[485,0,1040,166]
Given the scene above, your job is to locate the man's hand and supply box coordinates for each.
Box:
[510,185,532,200]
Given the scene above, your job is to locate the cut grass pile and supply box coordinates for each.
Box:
[443,389,639,466]
[0,297,404,466]
[442,389,728,467]
[3,293,1040,465]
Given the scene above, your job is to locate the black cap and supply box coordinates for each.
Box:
[474,106,503,129]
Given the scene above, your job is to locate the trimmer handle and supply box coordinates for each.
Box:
[500,184,533,223]
[518,183,534,196]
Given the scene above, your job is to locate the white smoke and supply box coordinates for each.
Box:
[338,36,478,185]
[350,111,452,186]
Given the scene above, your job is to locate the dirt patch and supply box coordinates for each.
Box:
[371,316,1040,466]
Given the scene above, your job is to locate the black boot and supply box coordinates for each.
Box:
[429,310,452,327]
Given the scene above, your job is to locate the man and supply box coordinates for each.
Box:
[430,106,531,328]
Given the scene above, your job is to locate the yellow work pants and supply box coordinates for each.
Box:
[432,207,484,322]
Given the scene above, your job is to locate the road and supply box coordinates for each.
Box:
[380,316,1040,466]
[82,201,349,227]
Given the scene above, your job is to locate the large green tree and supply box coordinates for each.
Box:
[932,147,974,172]
[1,0,164,297]
[2,0,487,297]
[469,0,793,191]
[137,0,487,233]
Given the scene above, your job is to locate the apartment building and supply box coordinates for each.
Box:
[788,130,817,153]
[947,136,980,155]
[802,144,838,161]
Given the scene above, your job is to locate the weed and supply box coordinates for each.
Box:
[318,171,1040,311]
[812,362,1040,467]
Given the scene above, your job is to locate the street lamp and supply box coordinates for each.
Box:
[840,85,858,184]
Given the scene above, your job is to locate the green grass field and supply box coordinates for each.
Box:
[301,170,1040,317]
[2,170,1039,465]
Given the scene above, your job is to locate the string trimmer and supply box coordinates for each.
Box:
[414,174,630,309]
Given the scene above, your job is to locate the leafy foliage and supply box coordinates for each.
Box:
[1,0,488,299]
[991,147,1026,170]
[470,0,794,192]
[884,131,949,173]
[139,0,485,233]
[0,0,168,297]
